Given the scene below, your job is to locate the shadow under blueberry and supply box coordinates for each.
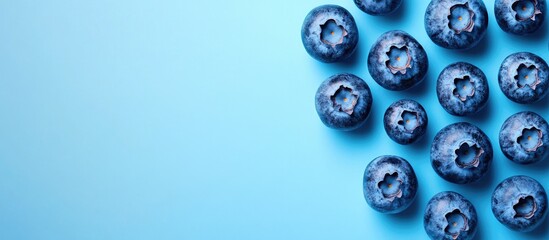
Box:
[527,94,549,114]
[524,209,549,238]
[384,188,423,222]
[340,103,377,137]
[520,152,549,173]
[453,157,496,193]
[472,216,484,240]
[335,43,362,69]
[463,95,493,122]
[505,21,548,45]
[452,28,492,58]
[377,0,408,24]
[399,67,435,99]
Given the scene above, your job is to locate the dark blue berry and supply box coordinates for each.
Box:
[498,52,549,104]
[495,0,546,35]
[431,122,493,184]
[424,191,478,240]
[499,111,549,164]
[301,5,359,63]
[315,74,373,131]
[491,175,548,232]
[425,0,488,49]
[383,99,428,144]
[436,62,489,116]
[367,30,428,91]
[363,155,418,214]
[354,0,403,15]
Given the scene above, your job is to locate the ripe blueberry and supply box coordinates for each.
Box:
[491,175,548,232]
[315,74,373,131]
[368,30,429,91]
[499,52,549,104]
[425,0,489,49]
[499,111,549,164]
[495,0,546,35]
[424,191,478,240]
[363,155,418,214]
[431,122,493,184]
[301,5,359,63]
[383,99,428,144]
[436,62,489,116]
[354,0,403,15]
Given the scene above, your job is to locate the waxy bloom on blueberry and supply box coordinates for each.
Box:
[354,0,403,15]
[363,155,418,214]
[499,111,549,164]
[495,0,546,35]
[491,176,548,232]
[424,191,478,240]
[499,52,549,104]
[315,74,372,131]
[431,122,493,184]
[437,62,489,116]
[425,0,488,49]
[368,30,429,91]
[384,99,428,145]
[301,5,359,63]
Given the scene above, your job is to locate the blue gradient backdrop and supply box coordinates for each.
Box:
[0,0,548,239]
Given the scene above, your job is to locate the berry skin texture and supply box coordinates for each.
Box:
[363,155,418,214]
[495,0,546,35]
[498,52,549,104]
[491,175,548,232]
[367,30,429,91]
[436,62,489,116]
[499,111,549,164]
[315,74,373,131]
[354,0,403,15]
[301,5,359,63]
[383,99,428,145]
[424,191,478,240]
[425,0,489,49]
[431,122,493,184]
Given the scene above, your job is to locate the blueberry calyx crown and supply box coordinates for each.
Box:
[514,64,541,90]
[397,110,420,132]
[517,127,543,152]
[452,75,475,102]
[447,2,475,34]
[377,172,403,202]
[385,45,412,74]
[330,85,359,115]
[444,209,470,240]
[454,141,483,168]
[513,195,537,219]
[512,0,542,21]
[320,19,348,48]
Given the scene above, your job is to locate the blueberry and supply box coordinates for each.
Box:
[354,0,403,15]
[498,52,549,104]
[301,5,359,63]
[424,191,478,240]
[436,62,489,116]
[499,111,549,164]
[431,122,493,184]
[383,99,428,144]
[495,0,546,35]
[491,175,548,232]
[363,155,418,214]
[315,74,373,130]
[367,30,429,91]
[425,0,488,49]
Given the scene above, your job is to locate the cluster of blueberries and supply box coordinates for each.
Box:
[301,0,548,239]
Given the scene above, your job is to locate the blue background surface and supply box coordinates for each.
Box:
[0,0,548,239]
